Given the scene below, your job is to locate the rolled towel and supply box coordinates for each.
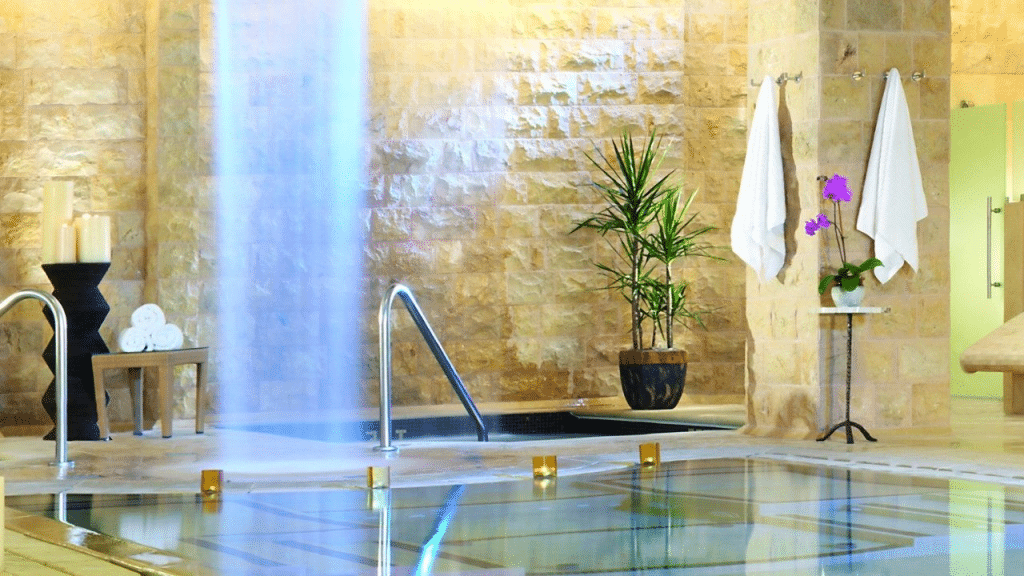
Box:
[150,323,184,351]
[118,326,150,353]
[131,303,166,330]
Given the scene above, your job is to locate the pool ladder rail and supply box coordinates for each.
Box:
[377,283,488,451]
[0,289,73,470]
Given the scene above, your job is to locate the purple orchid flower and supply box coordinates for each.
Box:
[804,213,831,236]
[823,174,852,202]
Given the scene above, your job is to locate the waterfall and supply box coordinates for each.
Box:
[213,0,367,445]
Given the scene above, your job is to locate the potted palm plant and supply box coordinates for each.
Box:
[571,130,719,409]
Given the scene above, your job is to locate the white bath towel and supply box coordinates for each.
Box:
[731,75,787,281]
[118,326,150,353]
[856,68,928,284]
[131,303,166,331]
[150,323,184,351]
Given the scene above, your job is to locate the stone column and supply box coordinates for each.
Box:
[743,0,823,438]
[819,0,951,432]
[743,0,951,437]
[145,0,213,423]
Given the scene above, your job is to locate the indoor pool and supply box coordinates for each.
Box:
[7,458,1024,575]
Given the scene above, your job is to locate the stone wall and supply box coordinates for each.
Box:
[950,0,1024,107]
[364,0,748,408]
[0,0,957,432]
[0,0,213,434]
[0,0,148,434]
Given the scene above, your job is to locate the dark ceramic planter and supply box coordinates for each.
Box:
[618,349,687,410]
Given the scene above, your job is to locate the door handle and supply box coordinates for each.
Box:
[988,196,1003,298]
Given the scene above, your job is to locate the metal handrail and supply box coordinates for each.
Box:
[0,289,72,469]
[377,283,487,451]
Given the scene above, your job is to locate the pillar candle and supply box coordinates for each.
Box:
[73,214,88,251]
[55,223,77,263]
[77,214,112,263]
[41,181,74,263]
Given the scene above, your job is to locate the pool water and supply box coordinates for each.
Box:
[220,411,718,443]
[8,458,1024,575]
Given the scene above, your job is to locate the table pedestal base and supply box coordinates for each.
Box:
[817,420,877,444]
[817,310,881,445]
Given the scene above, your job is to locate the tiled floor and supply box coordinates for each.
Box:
[2,397,1024,575]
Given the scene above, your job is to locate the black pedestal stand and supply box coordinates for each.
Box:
[817,311,877,444]
[41,262,110,441]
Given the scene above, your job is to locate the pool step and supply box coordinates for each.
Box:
[222,405,744,443]
[571,403,746,431]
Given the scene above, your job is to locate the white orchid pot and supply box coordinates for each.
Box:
[830,285,865,308]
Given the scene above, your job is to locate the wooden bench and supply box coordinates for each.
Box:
[960,313,1024,415]
[91,347,209,439]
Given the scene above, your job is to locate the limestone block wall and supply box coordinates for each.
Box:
[364,0,748,408]
[950,0,1024,107]
[0,0,148,434]
[0,0,955,431]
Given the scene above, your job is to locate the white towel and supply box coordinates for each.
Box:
[131,303,166,331]
[118,326,150,353]
[150,323,184,351]
[731,75,787,281]
[856,68,928,284]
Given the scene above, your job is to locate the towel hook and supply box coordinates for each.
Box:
[750,72,803,87]
[881,70,926,81]
[851,71,865,80]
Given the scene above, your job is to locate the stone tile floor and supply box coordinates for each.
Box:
[2,397,1023,575]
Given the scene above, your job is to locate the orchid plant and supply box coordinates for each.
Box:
[805,174,883,295]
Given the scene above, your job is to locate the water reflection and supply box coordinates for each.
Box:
[415,485,467,575]
[9,459,1024,575]
[950,480,1006,576]
[370,487,391,576]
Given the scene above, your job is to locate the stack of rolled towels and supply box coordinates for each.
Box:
[118,304,184,353]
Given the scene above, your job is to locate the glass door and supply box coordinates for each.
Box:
[949,103,1006,398]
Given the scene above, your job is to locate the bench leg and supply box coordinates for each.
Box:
[1007,373,1024,415]
[195,361,207,434]
[92,364,109,440]
[158,363,173,438]
[131,367,144,435]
